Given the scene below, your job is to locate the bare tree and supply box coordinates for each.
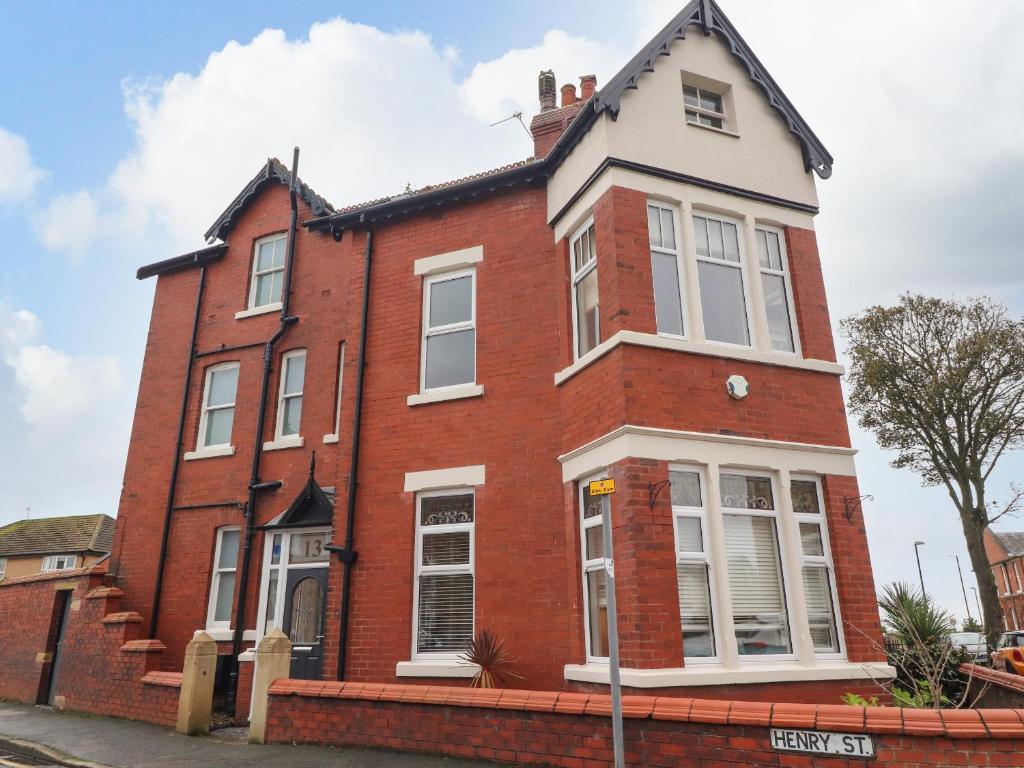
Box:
[843,295,1024,646]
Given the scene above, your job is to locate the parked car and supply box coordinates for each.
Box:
[950,631,989,665]
[991,631,1024,674]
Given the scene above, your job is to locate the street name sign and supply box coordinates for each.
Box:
[770,729,875,759]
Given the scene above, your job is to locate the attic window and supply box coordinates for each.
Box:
[681,72,735,134]
[684,85,725,129]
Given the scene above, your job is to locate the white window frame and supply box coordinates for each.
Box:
[206,527,240,631]
[194,361,239,454]
[254,527,331,639]
[269,349,306,447]
[683,83,727,130]
[570,218,599,361]
[579,471,610,663]
[648,202,688,340]
[791,475,845,659]
[755,224,800,356]
[1015,560,1023,594]
[0,557,5,580]
[41,554,78,572]
[718,470,797,662]
[669,466,719,664]
[246,233,287,312]
[323,343,345,444]
[420,269,477,394]
[690,211,754,349]
[412,489,476,660]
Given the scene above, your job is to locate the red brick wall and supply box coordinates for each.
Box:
[264,681,1024,767]
[785,226,837,362]
[0,570,181,728]
[235,658,254,724]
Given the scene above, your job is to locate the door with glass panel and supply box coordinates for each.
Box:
[283,566,328,679]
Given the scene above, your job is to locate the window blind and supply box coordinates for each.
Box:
[417,573,474,654]
[723,513,791,654]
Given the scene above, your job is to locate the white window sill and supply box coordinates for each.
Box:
[686,120,741,139]
[407,383,484,407]
[554,330,843,386]
[263,435,304,452]
[563,660,896,688]
[202,628,258,642]
[235,302,282,320]
[322,434,339,444]
[396,660,481,679]
[184,445,235,461]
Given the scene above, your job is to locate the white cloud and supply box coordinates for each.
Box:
[460,30,623,124]
[0,126,45,203]
[34,190,100,260]
[0,302,123,440]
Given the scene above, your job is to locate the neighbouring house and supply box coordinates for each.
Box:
[984,529,1024,630]
[110,0,892,707]
[0,514,115,582]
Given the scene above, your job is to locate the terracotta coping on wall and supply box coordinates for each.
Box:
[85,587,124,600]
[962,662,1024,694]
[0,568,90,588]
[141,671,182,689]
[101,612,143,624]
[265,680,1024,739]
[120,639,167,653]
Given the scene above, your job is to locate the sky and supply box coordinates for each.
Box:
[1,0,1023,625]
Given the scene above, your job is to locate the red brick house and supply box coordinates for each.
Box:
[984,529,1024,631]
[110,0,891,707]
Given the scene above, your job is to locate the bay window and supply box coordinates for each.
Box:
[670,469,716,660]
[580,478,609,660]
[414,492,475,657]
[756,226,797,353]
[421,270,476,391]
[693,213,750,346]
[571,221,600,358]
[792,478,842,654]
[648,204,685,337]
[720,473,792,656]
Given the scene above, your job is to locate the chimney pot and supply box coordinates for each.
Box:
[560,83,577,108]
[538,70,556,112]
[580,74,597,100]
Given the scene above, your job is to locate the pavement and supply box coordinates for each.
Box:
[0,701,496,768]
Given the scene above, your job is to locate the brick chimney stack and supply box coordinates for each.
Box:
[530,72,599,159]
[580,74,597,100]
[538,70,556,112]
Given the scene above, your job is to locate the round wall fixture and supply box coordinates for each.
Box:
[726,374,749,400]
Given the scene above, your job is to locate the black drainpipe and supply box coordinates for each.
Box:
[225,146,302,709]
[148,259,207,639]
[328,225,373,681]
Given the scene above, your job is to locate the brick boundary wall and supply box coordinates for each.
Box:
[264,681,1024,767]
[0,569,182,728]
[963,663,1024,695]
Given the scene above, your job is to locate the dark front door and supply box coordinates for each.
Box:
[283,568,328,679]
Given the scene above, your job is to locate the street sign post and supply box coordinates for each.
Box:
[592,478,625,768]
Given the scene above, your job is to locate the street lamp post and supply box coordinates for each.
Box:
[913,541,927,599]
[951,554,972,621]
[970,587,983,629]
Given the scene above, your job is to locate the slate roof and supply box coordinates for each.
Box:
[992,531,1024,558]
[0,514,116,558]
[204,157,335,242]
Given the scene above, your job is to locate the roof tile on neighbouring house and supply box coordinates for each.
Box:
[992,531,1024,558]
[0,514,116,557]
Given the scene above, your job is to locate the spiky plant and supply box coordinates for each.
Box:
[459,630,525,688]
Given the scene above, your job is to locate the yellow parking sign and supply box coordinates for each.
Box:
[588,479,615,496]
